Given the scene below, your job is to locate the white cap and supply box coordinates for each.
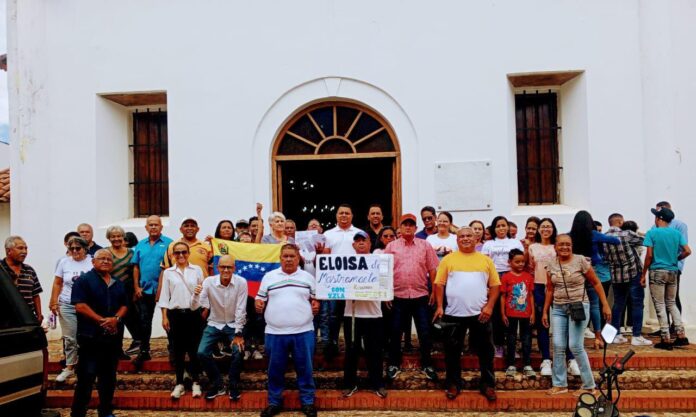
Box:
[180,216,198,226]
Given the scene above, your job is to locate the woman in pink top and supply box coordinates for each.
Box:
[527,218,558,376]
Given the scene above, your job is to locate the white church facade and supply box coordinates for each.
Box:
[6,0,696,335]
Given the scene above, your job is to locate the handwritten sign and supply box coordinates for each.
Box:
[315,254,393,301]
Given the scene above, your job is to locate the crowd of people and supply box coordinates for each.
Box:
[1,200,690,417]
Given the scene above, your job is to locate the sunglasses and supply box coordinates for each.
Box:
[68,246,84,251]
[422,216,434,221]
[218,265,234,270]
[173,250,189,256]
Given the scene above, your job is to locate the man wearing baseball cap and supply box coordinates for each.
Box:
[384,213,440,381]
[641,206,691,349]
[341,231,387,398]
[235,219,250,240]
[161,217,213,277]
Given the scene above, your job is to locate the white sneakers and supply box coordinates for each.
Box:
[613,334,628,344]
[631,336,653,346]
[55,368,75,382]
[584,328,595,339]
[171,384,185,399]
[505,366,517,377]
[252,350,264,360]
[567,359,581,376]
[540,359,552,376]
[192,382,202,398]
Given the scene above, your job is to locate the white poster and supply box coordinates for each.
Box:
[315,254,393,301]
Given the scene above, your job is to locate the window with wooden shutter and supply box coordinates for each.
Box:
[130,110,169,217]
[515,91,561,205]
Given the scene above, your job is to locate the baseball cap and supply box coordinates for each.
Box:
[180,216,198,226]
[651,207,675,223]
[353,230,369,241]
[400,213,417,225]
[235,218,249,226]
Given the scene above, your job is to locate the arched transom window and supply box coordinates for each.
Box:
[274,101,398,157]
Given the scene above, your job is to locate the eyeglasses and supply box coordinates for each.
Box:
[68,246,84,252]
[94,258,113,263]
[218,265,234,270]
[173,250,189,256]
[422,216,434,221]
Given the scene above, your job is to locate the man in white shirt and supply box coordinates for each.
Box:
[255,244,320,417]
[193,255,247,401]
[341,231,387,399]
[320,204,364,360]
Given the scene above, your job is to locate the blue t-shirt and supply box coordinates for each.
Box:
[644,227,687,272]
[131,235,173,294]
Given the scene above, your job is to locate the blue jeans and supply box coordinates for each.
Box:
[551,303,595,389]
[533,284,550,360]
[389,296,432,368]
[611,274,644,336]
[318,300,343,347]
[59,303,78,366]
[197,325,243,389]
[265,331,316,406]
[586,286,601,333]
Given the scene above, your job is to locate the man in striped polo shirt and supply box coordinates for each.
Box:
[2,236,43,321]
[255,244,320,417]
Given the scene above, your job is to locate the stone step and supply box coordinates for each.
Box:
[43,411,696,417]
[48,369,696,392]
[47,347,696,373]
[45,389,696,412]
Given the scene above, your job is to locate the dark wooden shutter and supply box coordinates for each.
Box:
[131,111,169,216]
[515,92,561,205]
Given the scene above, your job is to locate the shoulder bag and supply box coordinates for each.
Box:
[558,258,586,322]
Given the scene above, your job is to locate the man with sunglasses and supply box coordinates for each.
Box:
[415,206,437,240]
[193,255,247,401]
[70,249,128,417]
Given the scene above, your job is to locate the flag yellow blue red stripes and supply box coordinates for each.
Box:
[211,238,282,297]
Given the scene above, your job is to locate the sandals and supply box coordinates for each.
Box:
[546,386,569,395]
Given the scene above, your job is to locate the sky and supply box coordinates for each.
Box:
[0,0,9,144]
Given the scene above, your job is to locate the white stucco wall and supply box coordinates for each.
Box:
[7,0,696,337]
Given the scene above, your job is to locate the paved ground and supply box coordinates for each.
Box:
[47,410,696,417]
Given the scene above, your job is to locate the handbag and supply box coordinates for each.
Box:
[558,258,586,322]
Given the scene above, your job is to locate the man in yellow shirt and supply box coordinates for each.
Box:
[433,227,500,402]
[161,217,212,277]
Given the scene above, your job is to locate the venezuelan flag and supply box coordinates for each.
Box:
[211,238,282,297]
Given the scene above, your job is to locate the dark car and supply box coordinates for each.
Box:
[0,268,49,417]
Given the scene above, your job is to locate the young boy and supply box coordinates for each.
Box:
[501,248,535,377]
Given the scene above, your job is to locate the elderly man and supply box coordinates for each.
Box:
[193,255,247,401]
[2,236,43,321]
[131,215,173,366]
[77,223,103,256]
[235,218,250,240]
[642,207,691,349]
[256,244,320,417]
[385,213,440,381]
[433,227,500,401]
[70,249,128,417]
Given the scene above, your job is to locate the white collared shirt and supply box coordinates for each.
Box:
[157,264,204,310]
[192,274,248,332]
[324,225,363,254]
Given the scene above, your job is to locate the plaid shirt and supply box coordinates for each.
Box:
[603,227,644,283]
[385,237,440,299]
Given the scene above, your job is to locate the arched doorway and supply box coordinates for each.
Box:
[272,100,401,230]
